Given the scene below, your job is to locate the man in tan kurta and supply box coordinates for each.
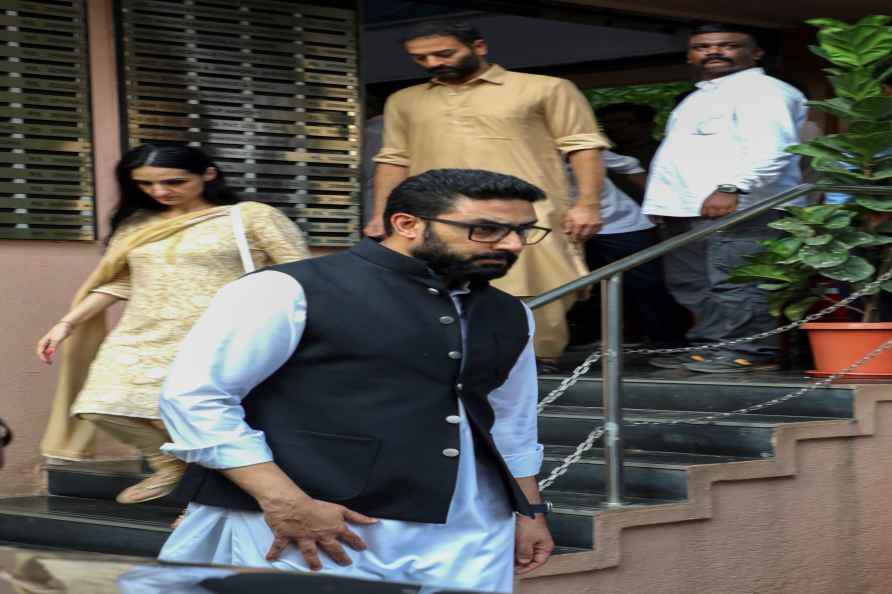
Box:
[367,21,609,362]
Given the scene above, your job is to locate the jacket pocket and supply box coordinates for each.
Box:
[266,430,381,501]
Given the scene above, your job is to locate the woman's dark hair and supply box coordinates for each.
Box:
[108,143,240,240]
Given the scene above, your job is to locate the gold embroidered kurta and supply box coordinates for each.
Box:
[70,201,309,419]
[374,64,609,297]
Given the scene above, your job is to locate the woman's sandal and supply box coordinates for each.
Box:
[115,461,186,504]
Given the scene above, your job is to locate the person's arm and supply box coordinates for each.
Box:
[487,307,553,575]
[564,148,604,241]
[542,79,610,242]
[159,271,375,570]
[365,95,411,238]
[365,163,409,238]
[36,291,122,364]
[242,202,310,264]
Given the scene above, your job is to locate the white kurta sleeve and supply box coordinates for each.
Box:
[487,305,543,478]
[159,270,306,469]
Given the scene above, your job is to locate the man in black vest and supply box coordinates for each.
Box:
[158,169,554,592]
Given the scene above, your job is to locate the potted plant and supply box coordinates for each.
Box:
[730,15,892,377]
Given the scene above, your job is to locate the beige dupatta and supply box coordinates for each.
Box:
[40,206,232,460]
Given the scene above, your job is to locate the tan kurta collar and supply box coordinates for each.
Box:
[428,64,507,88]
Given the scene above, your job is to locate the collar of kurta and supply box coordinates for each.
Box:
[428,64,507,88]
[351,238,484,293]
[695,66,765,90]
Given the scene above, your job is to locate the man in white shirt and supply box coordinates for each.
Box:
[157,169,553,593]
[642,23,807,373]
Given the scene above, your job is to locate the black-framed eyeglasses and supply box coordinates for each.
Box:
[420,217,551,245]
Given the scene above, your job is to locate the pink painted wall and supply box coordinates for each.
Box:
[519,401,892,594]
[0,0,123,495]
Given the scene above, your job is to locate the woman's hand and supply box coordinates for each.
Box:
[36,322,74,365]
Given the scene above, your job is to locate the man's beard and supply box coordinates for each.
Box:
[427,52,481,82]
[411,227,518,284]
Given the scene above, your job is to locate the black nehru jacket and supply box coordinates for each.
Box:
[175,238,535,522]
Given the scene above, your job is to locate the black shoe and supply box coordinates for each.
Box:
[683,351,779,373]
[648,352,706,369]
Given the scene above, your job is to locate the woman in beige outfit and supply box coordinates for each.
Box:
[35,144,309,504]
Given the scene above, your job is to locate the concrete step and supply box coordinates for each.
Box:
[47,461,182,507]
[539,405,837,458]
[545,489,672,549]
[0,496,176,557]
[540,446,754,500]
[538,377,854,418]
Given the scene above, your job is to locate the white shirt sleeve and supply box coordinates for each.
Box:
[602,150,645,175]
[159,270,306,469]
[730,86,804,196]
[488,305,544,478]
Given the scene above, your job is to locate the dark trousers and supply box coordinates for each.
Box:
[569,228,690,347]
[660,212,783,356]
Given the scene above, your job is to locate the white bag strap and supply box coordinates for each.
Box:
[230,203,255,273]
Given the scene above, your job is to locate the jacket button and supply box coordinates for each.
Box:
[427,288,440,295]
[455,383,463,391]
[439,316,455,325]
[448,351,462,360]
[442,448,459,457]
[446,415,461,424]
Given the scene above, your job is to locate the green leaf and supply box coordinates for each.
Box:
[882,277,892,293]
[824,212,857,228]
[868,235,892,246]
[855,15,892,27]
[759,237,803,257]
[784,297,822,321]
[804,234,834,246]
[758,282,791,291]
[786,143,848,161]
[820,255,875,281]
[853,96,892,119]
[800,240,850,269]
[729,264,793,283]
[835,229,875,247]
[807,17,851,29]
[876,220,892,233]
[800,204,845,224]
[854,195,892,211]
[829,70,883,102]
[807,97,855,119]
[816,23,892,68]
[769,218,817,237]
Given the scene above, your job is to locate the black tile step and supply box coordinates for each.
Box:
[540,446,754,499]
[538,405,839,458]
[538,377,854,419]
[544,489,672,549]
[48,462,182,507]
[0,496,175,557]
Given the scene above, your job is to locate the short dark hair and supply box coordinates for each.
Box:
[383,169,545,235]
[689,22,762,48]
[399,20,482,47]
[595,102,657,123]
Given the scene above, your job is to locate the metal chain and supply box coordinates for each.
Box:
[538,335,892,490]
[538,266,892,413]
[536,266,892,491]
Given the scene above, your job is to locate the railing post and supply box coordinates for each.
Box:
[601,273,625,506]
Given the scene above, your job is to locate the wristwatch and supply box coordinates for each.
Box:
[716,184,746,194]
[528,501,553,517]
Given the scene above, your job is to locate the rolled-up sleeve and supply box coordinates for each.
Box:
[488,306,543,477]
[372,92,411,167]
[159,271,306,469]
[545,79,611,154]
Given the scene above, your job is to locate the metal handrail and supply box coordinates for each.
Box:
[527,183,892,507]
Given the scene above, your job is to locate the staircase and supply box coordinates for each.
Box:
[1,372,890,592]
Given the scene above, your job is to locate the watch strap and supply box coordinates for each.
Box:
[528,501,552,516]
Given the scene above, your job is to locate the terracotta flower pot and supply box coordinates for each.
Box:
[801,322,892,378]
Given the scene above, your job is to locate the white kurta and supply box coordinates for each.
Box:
[157,270,543,593]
